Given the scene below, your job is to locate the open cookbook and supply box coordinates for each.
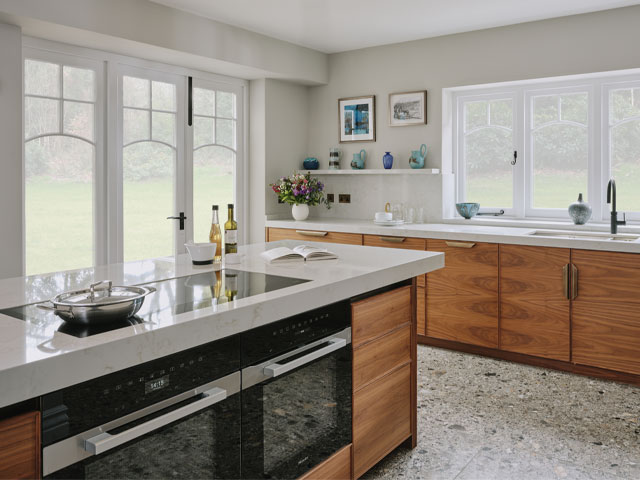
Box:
[260,245,339,264]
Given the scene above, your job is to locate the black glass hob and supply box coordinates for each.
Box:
[0,269,309,338]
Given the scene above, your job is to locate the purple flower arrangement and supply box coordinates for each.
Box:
[270,172,330,208]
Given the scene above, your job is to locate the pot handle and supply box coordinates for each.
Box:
[420,144,427,158]
[143,286,157,296]
[89,280,113,301]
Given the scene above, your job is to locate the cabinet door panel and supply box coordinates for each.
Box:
[500,245,570,361]
[353,364,411,479]
[0,411,40,480]
[416,286,426,336]
[426,240,498,347]
[572,250,640,375]
[363,235,425,250]
[300,444,352,480]
[352,286,411,348]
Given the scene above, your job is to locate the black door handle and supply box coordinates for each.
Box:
[167,212,187,230]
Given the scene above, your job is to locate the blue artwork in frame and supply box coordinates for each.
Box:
[339,95,376,143]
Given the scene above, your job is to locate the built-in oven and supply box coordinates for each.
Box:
[240,300,352,479]
[41,334,241,479]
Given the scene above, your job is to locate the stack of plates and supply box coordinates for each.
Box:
[373,219,404,226]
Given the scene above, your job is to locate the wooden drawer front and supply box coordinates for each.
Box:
[416,286,426,336]
[500,245,570,361]
[268,228,362,245]
[353,325,411,391]
[352,286,412,348]
[416,274,425,287]
[0,411,40,480]
[364,235,425,250]
[425,239,498,348]
[300,444,352,480]
[353,364,411,478]
[572,250,640,375]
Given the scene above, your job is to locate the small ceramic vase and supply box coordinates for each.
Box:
[568,193,592,225]
[383,152,393,169]
[351,149,366,169]
[409,144,427,169]
[291,204,309,221]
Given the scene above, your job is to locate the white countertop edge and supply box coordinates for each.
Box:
[0,242,443,408]
[265,219,640,253]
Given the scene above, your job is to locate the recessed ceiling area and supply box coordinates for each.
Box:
[150,0,640,53]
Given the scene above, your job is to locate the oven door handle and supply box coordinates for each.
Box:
[83,386,227,455]
[263,337,347,378]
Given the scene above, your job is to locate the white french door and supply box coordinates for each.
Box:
[116,65,186,262]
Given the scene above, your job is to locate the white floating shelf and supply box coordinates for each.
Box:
[298,168,440,175]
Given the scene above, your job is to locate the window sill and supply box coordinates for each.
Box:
[442,217,640,234]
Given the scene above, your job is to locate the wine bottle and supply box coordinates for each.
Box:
[209,205,222,262]
[225,271,238,302]
[224,203,238,254]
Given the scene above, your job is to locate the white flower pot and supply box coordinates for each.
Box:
[291,204,309,221]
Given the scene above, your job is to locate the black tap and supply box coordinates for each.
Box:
[606,179,626,234]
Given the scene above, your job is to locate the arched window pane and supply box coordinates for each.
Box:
[25,97,59,139]
[64,101,94,141]
[123,142,175,262]
[193,146,234,243]
[25,137,94,275]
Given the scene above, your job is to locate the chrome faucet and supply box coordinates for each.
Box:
[606,179,626,234]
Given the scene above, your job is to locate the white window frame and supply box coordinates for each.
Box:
[448,68,640,224]
[22,36,248,272]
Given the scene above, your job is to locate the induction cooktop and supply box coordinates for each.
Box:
[0,269,310,338]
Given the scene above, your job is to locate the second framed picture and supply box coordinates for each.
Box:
[389,90,427,126]
[338,95,376,143]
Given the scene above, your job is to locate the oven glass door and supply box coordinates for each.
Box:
[45,390,240,479]
[241,331,352,479]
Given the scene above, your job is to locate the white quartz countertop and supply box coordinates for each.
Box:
[266,218,640,253]
[0,241,443,408]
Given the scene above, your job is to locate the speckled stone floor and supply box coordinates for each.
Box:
[364,345,640,480]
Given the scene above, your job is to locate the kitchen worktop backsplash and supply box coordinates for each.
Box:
[301,173,453,222]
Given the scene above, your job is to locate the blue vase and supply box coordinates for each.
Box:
[383,152,393,169]
[303,157,319,170]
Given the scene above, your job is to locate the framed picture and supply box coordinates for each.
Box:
[389,90,427,126]
[338,95,376,143]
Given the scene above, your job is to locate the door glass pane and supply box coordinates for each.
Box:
[25,59,60,97]
[25,137,94,275]
[123,142,175,261]
[463,98,513,208]
[24,58,96,276]
[122,74,177,262]
[610,87,640,211]
[532,93,588,209]
[192,86,237,244]
[63,66,95,101]
[25,97,59,139]
[193,147,235,242]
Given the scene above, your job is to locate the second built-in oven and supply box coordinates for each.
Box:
[241,300,352,479]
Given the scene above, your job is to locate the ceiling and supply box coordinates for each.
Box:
[150,0,639,53]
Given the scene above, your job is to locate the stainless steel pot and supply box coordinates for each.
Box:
[38,280,156,325]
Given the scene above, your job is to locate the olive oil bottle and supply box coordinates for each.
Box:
[224,203,238,254]
[209,205,222,262]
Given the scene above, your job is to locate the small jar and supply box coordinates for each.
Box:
[329,147,341,170]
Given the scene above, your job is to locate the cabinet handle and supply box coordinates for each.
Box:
[380,236,405,243]
[571,264,578,300]
[445,241,476,248]
[295,230,328,237]
[562,264,570,300]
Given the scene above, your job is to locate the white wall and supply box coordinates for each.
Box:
[0,0,328,84]
[0,23,23,278]
[304,5,640,220]
[248,79,266,243]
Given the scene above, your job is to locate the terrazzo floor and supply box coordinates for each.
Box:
[364,345,640,480]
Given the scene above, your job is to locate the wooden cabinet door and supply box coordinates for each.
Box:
[425,240,499,347]
[267,228,363,245]
[416,286,426,336]
[353,364,411,479]
[0,411,40,480]
[572,250,640,375]
[500,245,570,361]
[300,444,352,480]
[363,235,425,250]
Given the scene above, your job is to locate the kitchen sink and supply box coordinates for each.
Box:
[527,230,640,242]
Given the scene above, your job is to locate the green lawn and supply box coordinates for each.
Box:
[26,166,232,275]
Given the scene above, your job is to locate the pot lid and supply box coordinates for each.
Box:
[52,281,151,307]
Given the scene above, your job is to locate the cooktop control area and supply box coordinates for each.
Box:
[0,269,310,338]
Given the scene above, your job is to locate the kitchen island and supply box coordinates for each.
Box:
[0,240,443,479]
